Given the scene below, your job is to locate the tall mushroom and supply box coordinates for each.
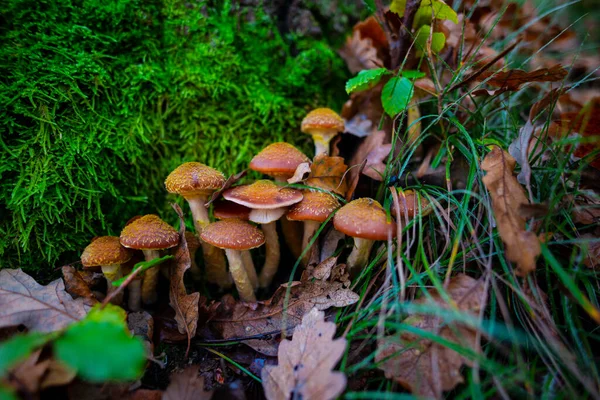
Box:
[249,142,309,260]
[223,180,303,288]
[81,236,132,306]
[213,200,258,289]
[165,162,231,288]
[120,214,179,305]
[333,198,395,275]
[201,219,265,302]
[301,108,345,156]
[287,190,340,266]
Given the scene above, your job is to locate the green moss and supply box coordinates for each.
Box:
[0,0,349,273]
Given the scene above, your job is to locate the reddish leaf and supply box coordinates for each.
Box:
[477,65,568,91]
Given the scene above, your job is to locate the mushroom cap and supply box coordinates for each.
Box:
[120,214,180,250]
[184,231,201,252]
[81,236,132,267]
[287,190,340,222]
[249,142,310,178]
[213,200,251,220]
[223,180,303,210]
[301,108,345,133]
[165,162,226,198]
[333,198,396,240]
[200,219,265,250]
[391,189,431,218]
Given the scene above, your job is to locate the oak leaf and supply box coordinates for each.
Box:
[481,147,541,276]
[477,65,568,91]
[0,269,89,332]
[377,274,483,398]
[212,259,358,356]
[163,366,212,400]
[262,308,346,400]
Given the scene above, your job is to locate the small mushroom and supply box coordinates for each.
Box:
[81,236,132,306]
[223,180,303,288]
[165,162,231,288]
[201,219,265,302]
[391,189,432,220]
[120,214,179,305]
[333,198,396,275]
[213,200,258,289]
[301,108,345,156]
[287,191,340,266]
[249,142,310,260]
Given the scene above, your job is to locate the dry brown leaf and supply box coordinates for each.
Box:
[477,65,568,91]
[377,274,484,398]
[556,98,600,168]
[580,234,600,269]
[348,130,388,183]
[163,366,212,400]
[286,162,311,184]
[212,260,358,356]
[62,265,98,306]
[338,16,386,75]
[0,269,89,332]
[304,155,349,196]
[128,311,155,356]
[262,308,346,400]
[169,204,200,356]
[40,359,77,389]
[566,193,600,225]
[481,146,541,276]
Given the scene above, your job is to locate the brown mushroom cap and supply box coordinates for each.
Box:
[301,108,345,133]
[223,180,303,210]
[165,162,226,198]
[333,198,396,240]
[391,189,431,218]
[120,214,180,250]
[81,236,133,267]
[249,142,310,178]
[200,219,265,251]
[287,190,340,222]
[213,200,251,220]
[184,231,201,252]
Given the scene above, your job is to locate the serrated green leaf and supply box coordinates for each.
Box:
[381,77,414,117]
[390,0,407,16]
[54,305,146,382]
[0,333,51,377]
[413,0,458,28]
[414,25,447,55]
[401,70,426,79]
[345,68,389,94]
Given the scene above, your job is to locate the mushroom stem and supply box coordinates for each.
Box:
[187,197,231,288]
[258,221,280,288]
[241,250,258,289]
[311,130,337,156]
[141,249,161,305]
[225,249,256,302]
[101,264,123,305]
[128,279,142,311]
[273,177,303,259]
[346,238,375,275]
[301,220,321,266]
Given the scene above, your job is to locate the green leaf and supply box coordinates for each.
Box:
[414,25,447,55]
[0,333,51,377]
[54,305,146,382]
[0,385,18,400]
[401,70,426,79]
[345,68,389,94]
[112,255,173,286]
[381,77,414,117]
[390,0,407,16]
[413,0,458,28]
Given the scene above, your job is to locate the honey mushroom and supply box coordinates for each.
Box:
[301,108,345,156]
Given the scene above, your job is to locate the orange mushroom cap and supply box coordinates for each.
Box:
[200,219,265,251]
[249,142,310,179]
[333,198,396,240]
[213,200,251,220]
[223,180,303,210]
[81,236,133,267]
[165,162,226,198]
[391,189,431,218]
[301,108,345,133]
[287,190,340,222]
[120,214,180,250]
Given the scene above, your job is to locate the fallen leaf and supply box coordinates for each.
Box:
[62,266,98,307]
[344,113,374,138]
[163,366,212,400]
[212,260,358,356]
[566,193,600,225]
[376,274,483,398]
[8,349,50,393]
[205,170,247,207]
[40,359,77,389]
[481,146,541,276]
[169,204,200,356]
[286,162,311,185]
[0,269,89,332]
[128,311,154,356]
[261,308,346,400]
[477,65,568,91]
[126,389,163,400]
[305,155,349,196]
[556,98,600,168]
[338,16,386,74]
[348,130,388,183]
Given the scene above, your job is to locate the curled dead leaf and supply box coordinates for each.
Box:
[304,155,349,196]
[477,65,568,91]
[62,266,98,307]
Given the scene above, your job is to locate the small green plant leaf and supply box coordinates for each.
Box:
[414,0,458,28]
[414,25,447,55]
[401,70,426,79]
[345,68,389,94]
[0,332,51,377]
[381,77,414,117]
[54,305,146,382]
[390,0,407,16]
[112,255,174,286]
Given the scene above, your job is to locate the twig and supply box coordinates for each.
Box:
[394,0,422,69]
[100,267,143,308]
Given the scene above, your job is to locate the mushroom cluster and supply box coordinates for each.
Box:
[79,107,431,308]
